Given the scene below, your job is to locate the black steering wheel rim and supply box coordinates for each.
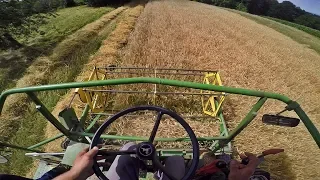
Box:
[90,105,200,180]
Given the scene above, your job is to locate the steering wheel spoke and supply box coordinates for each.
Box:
[149,111,163,143]
[90,106,199,180]
[152,154,178,180]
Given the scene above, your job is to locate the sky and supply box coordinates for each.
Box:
[278,0,320,15]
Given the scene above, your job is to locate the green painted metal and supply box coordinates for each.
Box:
[0,78,292,112]
[71,132,226,141]
[85,115,101,132]
[158,149,193,159]
[208,98,231,152]
[28,133,64,149]
[209,102,231,152]
[0,142,43,153]
[79,104,90,126]
[58,108,79,130]
[214,99,225,135]
[228,97,267,140]
[214,99,228,136]
[218,113,232,152]
[27,92,71,137]
[212,97,268,152]
[218,112,229,138]
[75,98,266,150]
[293,103,320,147]
[0,77,319,149]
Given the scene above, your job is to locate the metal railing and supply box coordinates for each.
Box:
[0,77,319,152]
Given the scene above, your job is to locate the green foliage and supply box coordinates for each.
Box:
[246,0,270,15]
[267,1,304,21]
[0,0,62,49]
[0,6,113,92]
[0,0,84,49]
[87,0,129,7]
[64,0,76,7]
[0,0,60,28]
[20,6,113,49]
[32,0,63,13]
[267,17,320,39]
[197,0,213,5]
[201,0,241,8]
[74,0,88,5]
[0,0,33,31]
[294,14,320,31]
[220,0,237,9]
[236,2,247,12]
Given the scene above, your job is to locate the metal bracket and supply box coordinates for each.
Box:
[58,108,80,130]
[276,101,300,115]
[285,101,300,111]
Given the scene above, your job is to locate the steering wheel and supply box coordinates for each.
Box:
[90,105,200,180]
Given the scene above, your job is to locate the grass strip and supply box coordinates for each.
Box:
[228,9,320,55]
[265,17,320,39]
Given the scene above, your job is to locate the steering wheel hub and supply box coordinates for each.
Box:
[137,142,155,160]
[90,105,199,180]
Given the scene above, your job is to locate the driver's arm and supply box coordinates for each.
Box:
[53,147,99,180]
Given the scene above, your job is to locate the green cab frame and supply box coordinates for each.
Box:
[0,77,319,153]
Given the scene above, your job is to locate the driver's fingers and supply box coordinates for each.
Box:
[229,160,241,172]
[239,153,247,160]
[244,152,259,168]
[244,152,256,160]
[238,164,246,169]
[78,147,89,157]
[86,146,99,158]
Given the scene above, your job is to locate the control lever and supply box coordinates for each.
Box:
[241,148,284,165]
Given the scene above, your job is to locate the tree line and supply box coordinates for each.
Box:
[195,0,320,32]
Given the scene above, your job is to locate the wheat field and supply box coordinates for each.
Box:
[115,0,320,179]
[41,0,320,179]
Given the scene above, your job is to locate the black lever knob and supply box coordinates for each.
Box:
[241,158,250,165]
[216,160,227,168]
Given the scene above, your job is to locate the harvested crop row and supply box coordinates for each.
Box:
[43,2,145,153]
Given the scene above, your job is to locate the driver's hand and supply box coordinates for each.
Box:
[228,152,259,180]
[53,146,99,180]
